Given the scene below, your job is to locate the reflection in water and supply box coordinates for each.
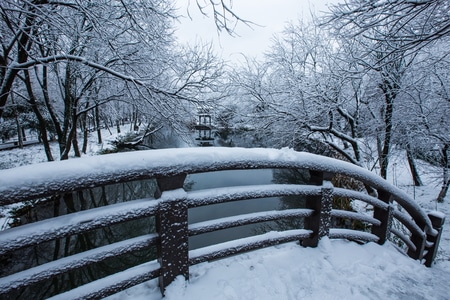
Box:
[186,169,309,249]
[254,169,309,235]
[2,180,158,300]
[186,169,278,249]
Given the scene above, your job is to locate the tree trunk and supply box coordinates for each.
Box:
[23,69,54,161]
[406,147,423,186]
[11,91,24,149]
[116,119,121,134]
[22,127,27,141]
[379,76,398,180]
[0,3,39,119]
[380,99,393,179]
[60,66,72,157]
[95,105,102,144]
[103,115,112,135]
[14,108,24,149]
[40,64,63,146]
[42,126,55,162]
[82,127,89,154]
[81,102,90,154]
[72,104,81,157]
[61,108,81,160]
[437,144,449,202]
[438,179,450,203]
[72,128,81,158]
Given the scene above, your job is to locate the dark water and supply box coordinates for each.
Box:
[185,167,310,249]
[187,169,281,249]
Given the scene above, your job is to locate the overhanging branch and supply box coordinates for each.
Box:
[9,54,190,101]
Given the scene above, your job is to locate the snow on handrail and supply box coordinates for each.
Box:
[186,184,322,207]
[0,147,433,231]
[189,229,313,266]
[333,187,389,210]
[390,228,417,252]
[328,229,379,242]
[0,198,160,255]
[46,260,161,300]
[0,147,439,252]
[393,209,427,239]
[330,210,381,226]
[0,147,432,232]
[0,234,159,294]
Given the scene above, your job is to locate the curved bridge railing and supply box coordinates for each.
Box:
[0,147,445,299]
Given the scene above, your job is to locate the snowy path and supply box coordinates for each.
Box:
[107,238,450,300]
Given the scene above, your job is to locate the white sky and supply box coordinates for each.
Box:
[174,0,336,62]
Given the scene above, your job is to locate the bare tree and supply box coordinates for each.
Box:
[232,21,373,165]
[397,48,450,199]
[1,0,225,159]
[325,0,450,55]
[323,0,428,180]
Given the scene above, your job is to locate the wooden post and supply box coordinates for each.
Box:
[423,212,445,267]
[154,174,188,295]
[154,174,187,199]
[302,171,333,247]
[319,181,333,238]
[371,189,394,244]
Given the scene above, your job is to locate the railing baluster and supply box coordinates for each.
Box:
[302,171,333,247]
[406,220,427,260]
[404,201,428,260]
[154,174,187,199]
[423,212,445,267]
[154,174,188,295]
[371,189,394,244]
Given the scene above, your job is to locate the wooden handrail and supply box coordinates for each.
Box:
[0,147,445,299]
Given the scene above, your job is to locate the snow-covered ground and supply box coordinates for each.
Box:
[0,128,449,300]
[106,238,449,300]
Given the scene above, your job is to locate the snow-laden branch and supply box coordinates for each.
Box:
[192,0,256,36]
[324,140,360,166]
[324,0,450,54]
[9,54,190,101]
[308,125,359,147]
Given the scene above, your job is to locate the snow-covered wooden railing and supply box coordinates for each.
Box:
[0,147,445,299]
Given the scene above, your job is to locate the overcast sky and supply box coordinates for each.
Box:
[174,0,336,62]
